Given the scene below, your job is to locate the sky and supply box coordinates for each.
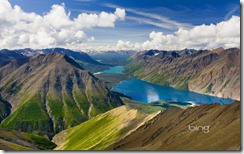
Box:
[0,0,240,51]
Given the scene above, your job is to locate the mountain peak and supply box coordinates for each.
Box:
[30,53,84,70]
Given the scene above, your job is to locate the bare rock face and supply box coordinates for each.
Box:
[125,48,240,100]
[111,101,240,150]
[188,48,240,100]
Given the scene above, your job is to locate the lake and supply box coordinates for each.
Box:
[101,66,124,74]
[111,78,234,105]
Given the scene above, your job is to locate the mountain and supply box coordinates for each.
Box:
[16,48,110,73]
[188,48,240,100]
[0,50,29,80]
[0,49,28,67]
[0,129,56,150]
[0,58,29,81]
[0,53,123,136]
[111,101,240,150]
[0,95,11,122]
[53,105,157,150]
[125,48,240,100]
[87,50,137,65]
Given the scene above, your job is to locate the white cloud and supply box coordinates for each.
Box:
[104,3,191,30]
[0,0,125,49]
[114,8,126,21]
[103,15,240,51]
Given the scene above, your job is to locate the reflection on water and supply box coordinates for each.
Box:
[146,85,160,102]
[112,78,234,105]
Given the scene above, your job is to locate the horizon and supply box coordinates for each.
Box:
[0,0,240,51]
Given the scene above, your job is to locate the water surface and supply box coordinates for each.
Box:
[101,66,124,74]
[112,78,234,105]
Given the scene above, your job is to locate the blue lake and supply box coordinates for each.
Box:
[101,66,124,74]
[112,78,234,105]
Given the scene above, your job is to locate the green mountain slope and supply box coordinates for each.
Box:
[0,129,56,150]
[0,53,123,136]
[53,106,156,150]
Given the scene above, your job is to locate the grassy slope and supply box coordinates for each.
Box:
[121,97,164,114]
[0,129,56,150]
[53,106,156,150]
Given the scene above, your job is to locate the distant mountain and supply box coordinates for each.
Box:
[15,48,110,73]
[87,50,137,65]
[125,48,240,100]
[111,101,240,150]
[0,53,123,136]
[0,49,28,67]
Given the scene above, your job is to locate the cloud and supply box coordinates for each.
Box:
[111,16,240,51]
[0,0,125,49]
[224,5,239,20]
[104,3,191,30]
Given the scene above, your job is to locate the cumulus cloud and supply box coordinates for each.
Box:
[110,16,240,51]
[0,0,125,49]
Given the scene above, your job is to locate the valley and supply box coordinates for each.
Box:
[0,0,240,151]
[0,47,240,151]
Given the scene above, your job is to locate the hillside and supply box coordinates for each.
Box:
[125,48,240,100]
[53,106,157,150]
[0,95,11,122]
[0,50,29,80]
[0,53,123,136]
[0,129,56,150]
[111,101,240,150]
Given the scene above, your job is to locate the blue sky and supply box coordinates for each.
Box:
[2,0,241,50]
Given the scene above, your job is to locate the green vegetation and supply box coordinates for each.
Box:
[0,129,56,150]
[0,95,53,136]
[206,83,214,93]
[149,100,192,109]
[121,97,164,114]
[53,106,145,150]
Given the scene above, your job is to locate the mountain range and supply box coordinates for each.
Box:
[125,48,240,100]
[87,50,136,65]
[0,47,240,150]
[1,48,111,73]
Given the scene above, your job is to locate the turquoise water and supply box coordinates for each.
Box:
[112,78,234,105]
[101,66,124,74]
